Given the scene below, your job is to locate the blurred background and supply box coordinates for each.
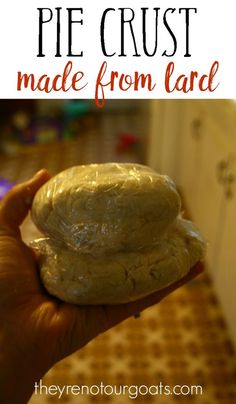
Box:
[0,99,235,403]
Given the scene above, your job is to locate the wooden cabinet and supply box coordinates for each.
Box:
[148,100,236,347]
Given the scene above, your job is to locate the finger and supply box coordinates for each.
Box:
[0,169,50,236]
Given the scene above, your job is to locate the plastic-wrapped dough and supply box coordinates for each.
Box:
[31,163,181,254]
[31,163,206,305]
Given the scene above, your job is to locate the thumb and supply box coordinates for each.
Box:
[0,169,50,237]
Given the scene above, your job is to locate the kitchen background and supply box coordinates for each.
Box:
[0,99,235,403]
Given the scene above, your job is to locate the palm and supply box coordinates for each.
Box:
[0,234,69,365]
[0,232,119,367]
[0,235,43,298]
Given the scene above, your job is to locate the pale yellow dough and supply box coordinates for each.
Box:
[31,163,206,305]
[31,163,181,254]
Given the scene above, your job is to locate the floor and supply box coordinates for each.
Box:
[0,110,236,404]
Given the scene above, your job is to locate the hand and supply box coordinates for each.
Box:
[0,170,203,404]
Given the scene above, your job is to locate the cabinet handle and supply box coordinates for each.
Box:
[216,156,236,199]
[191,118,202,140]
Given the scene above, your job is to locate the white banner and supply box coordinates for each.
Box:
[0,0,235,105]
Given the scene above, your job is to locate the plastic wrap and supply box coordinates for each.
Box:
[31,163,181,255]
[30,163,206,305]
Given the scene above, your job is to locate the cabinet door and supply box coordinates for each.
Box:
[192,116,230,273]
[176,100,205,216]
[176,101,233,273]
[214,161,236,345]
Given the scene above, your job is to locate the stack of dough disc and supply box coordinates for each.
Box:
[31,163,206,305]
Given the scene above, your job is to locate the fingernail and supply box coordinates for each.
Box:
[33,169,47,179]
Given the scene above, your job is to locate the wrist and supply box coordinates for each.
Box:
[0,331,50,404]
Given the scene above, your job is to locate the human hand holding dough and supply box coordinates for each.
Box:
[31,163,206,304]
